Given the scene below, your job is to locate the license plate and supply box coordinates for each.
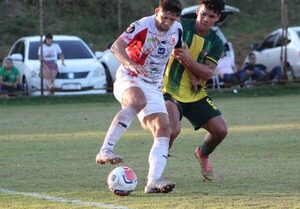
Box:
[62,84,81,90]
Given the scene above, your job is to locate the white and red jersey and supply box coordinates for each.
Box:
[117,15,183,84]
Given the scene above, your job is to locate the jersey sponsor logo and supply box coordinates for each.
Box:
[125,23,135,34]
[158,47,165,54]
[170,37,176,45]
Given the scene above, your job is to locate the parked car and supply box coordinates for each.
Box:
[243,26,300,78]
[97,4,240,91]
[8,35,107,96]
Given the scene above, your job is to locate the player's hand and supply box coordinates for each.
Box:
[173,43,190,63]
[127,62,148,77]
[190,73,202,91]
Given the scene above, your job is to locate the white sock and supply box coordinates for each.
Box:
[100,106,137,152]
[147,137,170,185]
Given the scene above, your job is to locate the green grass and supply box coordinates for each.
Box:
[1,89,300,209]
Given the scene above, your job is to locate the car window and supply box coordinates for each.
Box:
[11,41,24,55]
[274,32,291,47]
[259,33,278,50]
[28,40,93,60]
[297,30,300,39]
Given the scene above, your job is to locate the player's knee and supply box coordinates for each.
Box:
[171,125,180,140]
[216,125,228,141]
[130,98,146,112]
[154,122,171,137]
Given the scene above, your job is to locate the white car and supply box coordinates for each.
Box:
[8,35,107,96]
[97,5,239,91]
[243,27,300,78]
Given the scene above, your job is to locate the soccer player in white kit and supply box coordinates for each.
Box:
[96,0,183,194]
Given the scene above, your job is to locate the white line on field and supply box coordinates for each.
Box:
[0,188,129,209]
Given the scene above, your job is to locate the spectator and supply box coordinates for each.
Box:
[243,52,282,82]
[215,51,247,86]
[38,33,65,95]
[0,57,24,97]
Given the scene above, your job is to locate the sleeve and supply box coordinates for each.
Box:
[118,20,145,44]
[206,37,224,64]
[175,24,183,49]
[55,44,62,54]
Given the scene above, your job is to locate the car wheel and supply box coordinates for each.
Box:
[22,76,29,96]
[102,63,113,93]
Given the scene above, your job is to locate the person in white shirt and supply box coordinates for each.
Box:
[38,33,65,94]
[215,51,246,86]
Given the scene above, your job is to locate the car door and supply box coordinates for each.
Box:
[254,31,289,71]
[254,33,278,71]
[9,40,26,74]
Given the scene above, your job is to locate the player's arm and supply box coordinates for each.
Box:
[111,39,147,76]
[174,44,216,81]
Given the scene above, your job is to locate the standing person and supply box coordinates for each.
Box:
[38,33,65,95]
[95,0,183,194]
[163,0,227,181]
[0,57,24,96]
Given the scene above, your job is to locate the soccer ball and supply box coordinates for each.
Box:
[107,166,138,196]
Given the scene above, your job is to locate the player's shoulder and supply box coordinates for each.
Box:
[208,29,224,46]
[172,20,183,30]
[180,18,194,29]
[135,15,154,27]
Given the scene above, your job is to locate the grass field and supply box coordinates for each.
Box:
[0,87,300,209]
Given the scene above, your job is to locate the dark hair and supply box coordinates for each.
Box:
[159,0,182,17]
[248,52,256,57]
[45,33,53,39]
[44,33,53,44]
[198,0,224,15]
[4,56,13,62]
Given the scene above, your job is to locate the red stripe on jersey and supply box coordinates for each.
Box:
[126,28,148,65]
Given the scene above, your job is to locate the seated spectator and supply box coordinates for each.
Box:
[282,61,295,81]
[243,53,282,82]
[215,51,247,87]
[0,57,24,96]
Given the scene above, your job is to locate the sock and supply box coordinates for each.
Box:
[147,137,169,185]
[200,142,216,156]
[100,106,137,152]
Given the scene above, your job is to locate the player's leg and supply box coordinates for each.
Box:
[96,86,146,165]
[185,97,227,181]
[142,112,175,193]
[165,100,181,149]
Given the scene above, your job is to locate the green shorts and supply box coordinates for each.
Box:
[164,93,222,130]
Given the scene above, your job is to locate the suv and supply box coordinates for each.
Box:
[8,35,107,96]
[98,5,239,91]
[243,26,300,78]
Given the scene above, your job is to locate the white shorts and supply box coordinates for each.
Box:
[113,68,167,122]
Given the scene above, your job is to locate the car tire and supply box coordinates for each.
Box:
[102,63,113,93]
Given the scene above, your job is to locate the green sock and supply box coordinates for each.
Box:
[200,143,216,156]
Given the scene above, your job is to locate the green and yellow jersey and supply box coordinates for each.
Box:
[163,18,224,103]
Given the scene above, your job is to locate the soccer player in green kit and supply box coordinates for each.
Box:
[163,0,227,181]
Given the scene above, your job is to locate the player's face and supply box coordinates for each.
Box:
[155,8,179,31]
[196,5,220,33]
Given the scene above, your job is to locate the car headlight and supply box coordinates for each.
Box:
[93,66,105,77]
[93,68,100,77]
